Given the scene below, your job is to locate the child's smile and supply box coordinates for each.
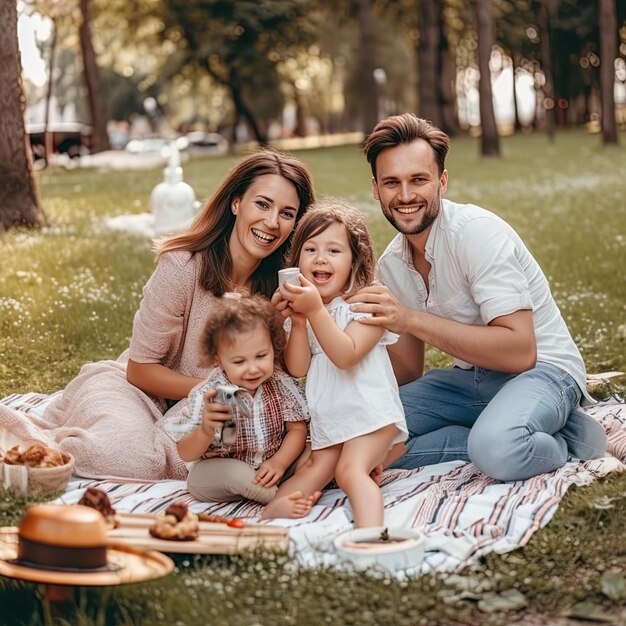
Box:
[299,221,353,304]
[216,327,275,394]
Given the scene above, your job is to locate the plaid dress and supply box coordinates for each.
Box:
[161,368,309,469]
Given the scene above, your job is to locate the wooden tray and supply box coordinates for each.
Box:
[107,513,289,555]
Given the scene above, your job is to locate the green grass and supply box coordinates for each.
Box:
[1,130,626,625]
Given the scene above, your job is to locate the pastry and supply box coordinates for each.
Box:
[78,487,120,529]
[149,502,199,541]
[4,443,69,468]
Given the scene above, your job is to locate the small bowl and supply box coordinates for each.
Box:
[333,526,425,572]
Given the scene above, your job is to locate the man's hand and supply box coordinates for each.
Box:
[254,458,285,488]
[346,285,412,334]
[200,390,232,440]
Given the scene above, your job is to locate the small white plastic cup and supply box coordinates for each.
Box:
[278,267,300,287]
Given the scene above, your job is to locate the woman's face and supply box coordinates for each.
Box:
[229,174,300,265]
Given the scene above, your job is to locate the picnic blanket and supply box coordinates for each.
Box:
[1,393,625,575]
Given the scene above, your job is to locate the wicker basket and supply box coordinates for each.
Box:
[26,453,75,492]
[1,447,74,494]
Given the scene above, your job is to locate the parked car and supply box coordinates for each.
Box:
[27,122,92,160]
[176,132,229,156]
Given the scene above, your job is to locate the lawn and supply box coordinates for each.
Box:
[0,130,625,625]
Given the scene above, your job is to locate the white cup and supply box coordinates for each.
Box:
[278,267,300,287]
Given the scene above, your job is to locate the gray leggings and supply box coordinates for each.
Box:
[187,458,278,505]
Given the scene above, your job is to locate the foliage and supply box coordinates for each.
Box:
[20,0,626,139]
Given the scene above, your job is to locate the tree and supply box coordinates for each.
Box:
[0,1,45,230]
[598,0,618,144]
[533,0,556,138]
[79,0,110,152]
[472,0,500,156]
[418,0,443,128]
[153,0,316,144]
[496,0,538,132]
[417,0,460,135]
[354,0,379,133]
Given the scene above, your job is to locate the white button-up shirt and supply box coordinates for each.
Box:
[377,199,590,401]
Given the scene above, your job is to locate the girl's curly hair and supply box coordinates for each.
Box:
[200,294,286,366]
[287,198,375,296]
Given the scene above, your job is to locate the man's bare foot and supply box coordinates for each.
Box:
[261,490,322,520]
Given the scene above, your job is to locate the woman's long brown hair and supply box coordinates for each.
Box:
[156,150,315,298]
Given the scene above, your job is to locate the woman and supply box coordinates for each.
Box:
[39,150,315,480]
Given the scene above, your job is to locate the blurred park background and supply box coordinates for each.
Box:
[3,0,626,174]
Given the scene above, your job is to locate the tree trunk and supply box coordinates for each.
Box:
[78,0,110,153]
[43,17,58,168]
[294,86,307,137]
[418,0,443,128]
[230,83,268,146]
[354,0,378,133]
[599,0,619,145]
[439,20,460,136]
[511,55,523,132]
[472,0,500,157]
[0,1,45,230]
[533,0,556,141]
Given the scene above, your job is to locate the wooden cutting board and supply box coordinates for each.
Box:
[107,513,289,555]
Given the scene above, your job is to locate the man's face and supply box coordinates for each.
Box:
[372,140,448,237]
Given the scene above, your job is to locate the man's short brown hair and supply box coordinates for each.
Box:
[363,114,450,178]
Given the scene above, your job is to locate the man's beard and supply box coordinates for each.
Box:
[382,188,441,236]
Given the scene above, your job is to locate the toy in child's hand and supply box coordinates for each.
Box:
[213,384,239,447]
[166,382,253,445]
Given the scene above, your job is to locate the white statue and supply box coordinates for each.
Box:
[150,143,196,235]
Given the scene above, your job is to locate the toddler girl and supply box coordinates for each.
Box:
[161,294,311,512]
[263,200,407,527]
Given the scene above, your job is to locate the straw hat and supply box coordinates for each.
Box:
[0,504,173,586]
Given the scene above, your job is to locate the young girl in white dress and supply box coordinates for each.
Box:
[263,200,407,527]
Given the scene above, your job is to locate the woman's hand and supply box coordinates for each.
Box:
[254,458,286,488]
[200,389,233,441]
[271,287,294,319]
[282,276,323,317]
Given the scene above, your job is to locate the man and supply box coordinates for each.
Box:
[349,113,606,481]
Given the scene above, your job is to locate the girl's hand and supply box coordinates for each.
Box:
[282,276,323,317]
[370,464,384,486]
[253,458,285,487]
[271,287,294,319]
[200,389,232,440]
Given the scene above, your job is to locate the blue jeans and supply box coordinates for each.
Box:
[391,362,607,481]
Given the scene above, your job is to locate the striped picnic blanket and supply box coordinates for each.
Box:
[2,393,625,575]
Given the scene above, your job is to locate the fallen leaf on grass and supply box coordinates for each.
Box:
[477,589,528,613]
[600,571,626,602]
[591,496,616,510]
[565,601,614,622]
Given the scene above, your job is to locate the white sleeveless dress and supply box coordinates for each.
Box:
[304,297,407,450]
